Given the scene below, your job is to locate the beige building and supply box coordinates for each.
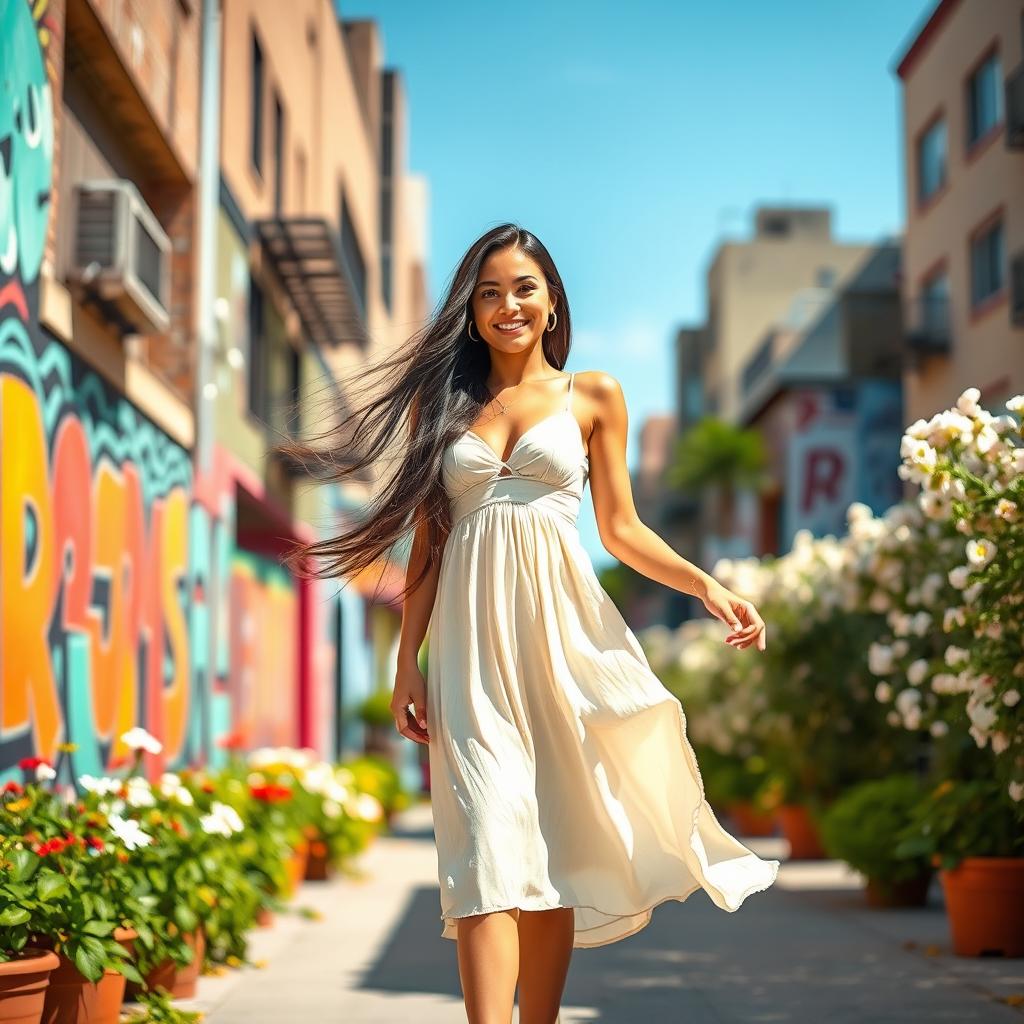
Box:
[702,207,888,424]
[896,0,1024,422]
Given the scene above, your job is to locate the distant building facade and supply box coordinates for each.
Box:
[895,0,1024,422]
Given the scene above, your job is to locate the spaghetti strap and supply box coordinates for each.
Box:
[565,371,575,409]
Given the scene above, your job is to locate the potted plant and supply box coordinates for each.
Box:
[357,690,399,757]
[0,804,61,1024]
[0,772,146,1024]
[895,778,1024,956]
[818,775,935,906]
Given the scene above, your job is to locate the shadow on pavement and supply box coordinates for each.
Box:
[357,885,464,1001]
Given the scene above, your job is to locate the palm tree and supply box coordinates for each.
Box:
[666,416,769,539]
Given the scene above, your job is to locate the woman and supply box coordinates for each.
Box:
[285,224,779,1024]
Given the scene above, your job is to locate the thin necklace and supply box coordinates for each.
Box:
[484,373,566,417]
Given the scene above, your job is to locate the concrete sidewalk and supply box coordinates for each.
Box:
[184,800,1024,1023]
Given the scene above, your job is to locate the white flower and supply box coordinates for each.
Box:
[896,688,922,715]
[907,659,929,686]
[78,774,122,796]
[35,763,57,782]
[995,498,1019,523]
[944,645,970,668]
[929,720,949,738]
[875,682,893,703]
[108,813,153,851]
[1005,394,1024,415]
[911,611,931,637]
[868,642,894,676]
[125,777,156,808]
[962,581,984,604]
[957,387,981,416]
[991,732,1011,755]
[1003,689,1021,707]
[965,539,996,569]
[1010,781,1024,803]
[347,793,384,823]
[948,565,971,589]
[157,772,194,806]
[322,799,342,819]
[943,607,966,633]
[121,727,163,756]
[200,801,244,837]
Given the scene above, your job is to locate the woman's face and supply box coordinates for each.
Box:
[470,246,555,352]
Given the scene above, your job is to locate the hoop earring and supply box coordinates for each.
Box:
[546,312,558,333]
[468,321,480,342]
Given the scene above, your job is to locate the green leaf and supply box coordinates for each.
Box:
[9,849,37,884]
[174,905,199,932]
[82,919,116,938]
[72,943,103,982]
[0,906,31,926]
[37,872,70,902]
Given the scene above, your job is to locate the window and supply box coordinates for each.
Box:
[247,275,268,422]
[917,116,947,204]
[338,188,367,317]
[273,92,285,214]
[920,270,951,341]
[966,51,1003,148]
[970,218,1005,308]
[251,32,264,176]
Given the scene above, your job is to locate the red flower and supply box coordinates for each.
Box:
[36,837,68,857]
[18,756,50,771]
[201,782,216,794]
[3,781,24,795]
[216,730,248,751]
[249,783,292,803]
[86,836,105,851]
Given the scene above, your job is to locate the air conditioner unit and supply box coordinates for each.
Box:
[68,180,171,335]
[1011,250,1024,327]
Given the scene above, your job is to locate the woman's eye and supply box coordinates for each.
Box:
[481,286,533,298]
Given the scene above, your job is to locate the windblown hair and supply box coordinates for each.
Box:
[277,222,573,601]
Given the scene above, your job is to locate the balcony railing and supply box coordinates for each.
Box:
[1007,62,1024,150]
[905,293,952,353]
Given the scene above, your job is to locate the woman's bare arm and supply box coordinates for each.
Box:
[395,513,444,674]
[391,395,448,742]
[581,370,767,652]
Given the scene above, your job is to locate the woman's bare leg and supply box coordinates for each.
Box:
[516,907,574,1024]
[457,908,520,1024]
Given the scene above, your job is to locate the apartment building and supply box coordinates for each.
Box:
[896,0,1024,421]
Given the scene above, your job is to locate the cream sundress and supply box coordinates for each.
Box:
[426,371,779,948]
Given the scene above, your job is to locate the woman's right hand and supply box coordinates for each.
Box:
[391,661,430,745]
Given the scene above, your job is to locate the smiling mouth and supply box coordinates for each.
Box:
[495,319,529,333]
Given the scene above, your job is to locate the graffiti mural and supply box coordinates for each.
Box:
[0,0,231,781]
[229,550,298,748]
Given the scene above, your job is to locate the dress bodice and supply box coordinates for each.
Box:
[442,373,589,529]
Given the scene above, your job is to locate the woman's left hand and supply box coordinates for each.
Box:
[701,581,767,652]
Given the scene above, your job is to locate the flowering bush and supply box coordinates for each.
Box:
[0,729,408,981]
[0,772,145,983]
[892,388,1024,805]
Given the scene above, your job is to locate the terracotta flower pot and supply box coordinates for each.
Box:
[125,927,206,1001]
[940,856,1024,957]
[285,838,309,896]
[775,803,827,859]
[0,948,59,1024]
[865,871,933,908]
[727,800,776,837]
[304,839,331,881]
[41,927,137,1024]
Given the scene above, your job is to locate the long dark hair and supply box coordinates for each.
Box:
[277,222,572,600]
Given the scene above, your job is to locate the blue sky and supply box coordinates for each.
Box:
[338,0,936,566]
